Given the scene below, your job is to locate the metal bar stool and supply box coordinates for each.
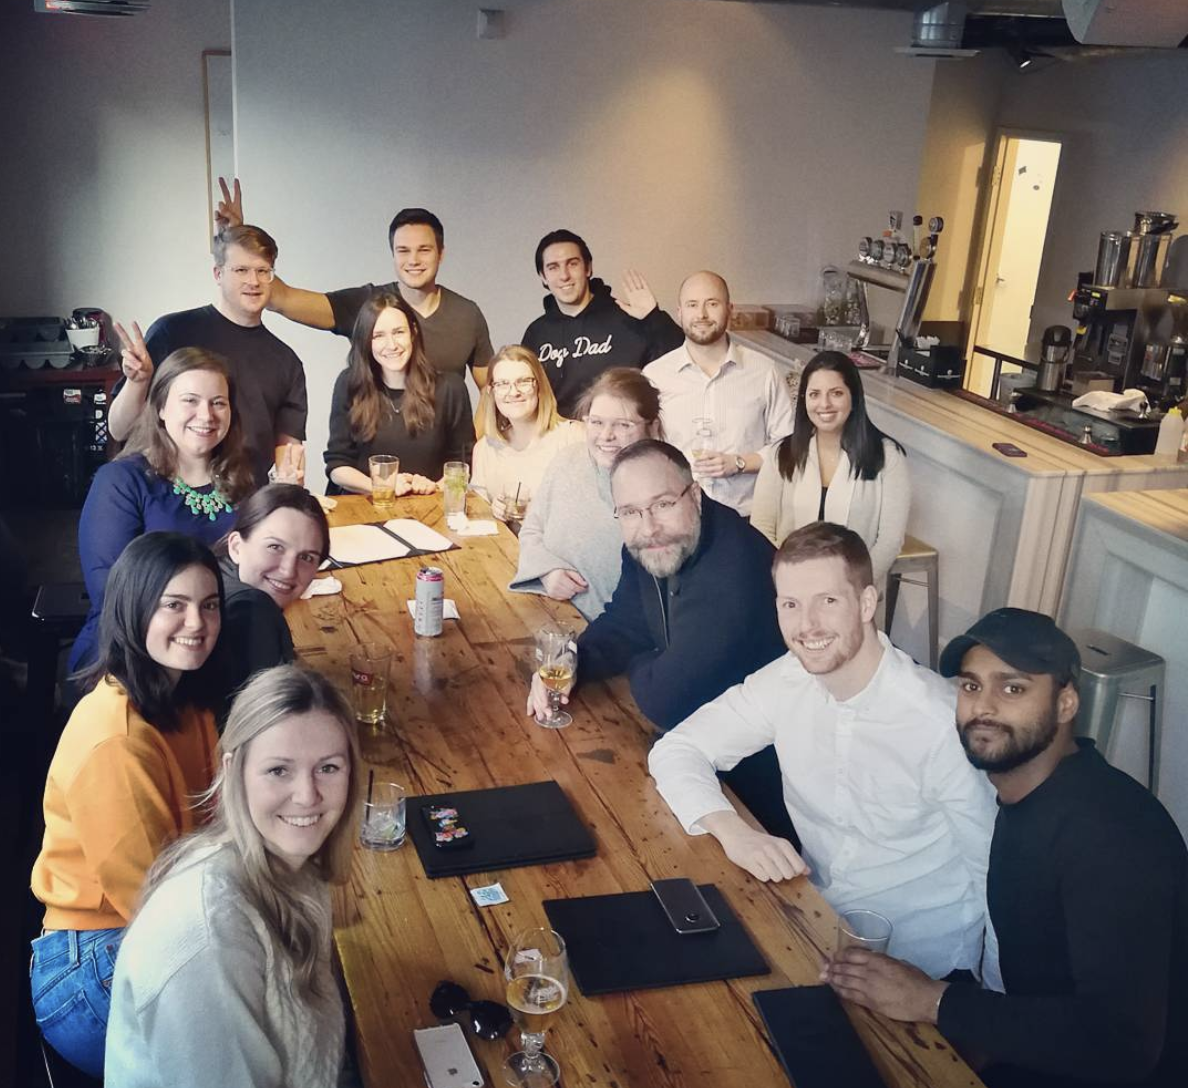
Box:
[885,535,939,670]
[1067,628,1164,793]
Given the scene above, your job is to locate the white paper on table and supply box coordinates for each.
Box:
[328,524,411,565]
[382,519,454,552]
[301,575,342,600]
[455,519,499,537]
[405,599,461,620]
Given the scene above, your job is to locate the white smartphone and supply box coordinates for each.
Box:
[413,1023,484,1088]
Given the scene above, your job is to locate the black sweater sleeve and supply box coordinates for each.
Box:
[638,307,684,365]
[323,370,360,476]
[939,814,1184,1082]
[576,557,656,683]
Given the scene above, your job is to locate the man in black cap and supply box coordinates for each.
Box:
[822,607,1188,1088]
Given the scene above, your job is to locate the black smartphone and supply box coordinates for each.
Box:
[752,986,884,1088]
[650,878,720,935]
[422,804,475,850]
[992,441,1028,457]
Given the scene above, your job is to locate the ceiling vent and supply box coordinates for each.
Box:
[33,1,150,16]
[896,2,981,58]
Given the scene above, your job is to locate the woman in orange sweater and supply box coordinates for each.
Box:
[30,531,223,1077]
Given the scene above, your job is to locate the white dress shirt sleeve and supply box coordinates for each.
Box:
[648,664,783,835]
[762,369,797,452]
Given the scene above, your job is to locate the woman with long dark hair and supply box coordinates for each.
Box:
[751,351,909,585]
[30,532,223,1078]
[70,347,254,671]
[106,665,362,1087]
[324,291,474,495]
[208,483,331,721]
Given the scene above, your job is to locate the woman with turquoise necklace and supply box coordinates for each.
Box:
[70,348,254,672]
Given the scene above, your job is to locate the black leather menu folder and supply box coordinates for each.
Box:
[752,986,886,1088]
[542,884,769,996]
[408,780,596,878]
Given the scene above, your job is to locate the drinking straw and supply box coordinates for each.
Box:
[514,482,522,503]
[367,769,375,808]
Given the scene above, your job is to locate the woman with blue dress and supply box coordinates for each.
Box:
[70,348,254,671]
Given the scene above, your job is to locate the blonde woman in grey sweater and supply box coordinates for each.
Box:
[751,351,909,587]
[105,665,362,1088]
[511,368,662,621]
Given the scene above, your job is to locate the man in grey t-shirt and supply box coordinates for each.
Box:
[216,180,492,385]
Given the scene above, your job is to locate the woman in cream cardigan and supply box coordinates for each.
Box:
[751,351,909,586]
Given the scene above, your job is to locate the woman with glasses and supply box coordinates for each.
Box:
[70,348,255,673]
[511,367,662,620]
[31,533,223,1079]
[751,351,909,587]
[324,291,474,496]
[105,665,361,1088]
[471,345,583,521]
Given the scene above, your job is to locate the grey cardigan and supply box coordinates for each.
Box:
[509,442,623,621]
[750,436,910,585]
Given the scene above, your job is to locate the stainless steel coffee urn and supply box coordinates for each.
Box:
[1038,325,1072,391]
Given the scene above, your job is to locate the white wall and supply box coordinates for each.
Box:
[232,0,935,490]
[0,3,231,323]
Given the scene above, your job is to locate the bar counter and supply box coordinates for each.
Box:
[733,329,1188,666]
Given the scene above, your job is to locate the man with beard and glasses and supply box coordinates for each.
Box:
[822,608,1188,1088]
[648,520,997,980]
[643,271,794,516]
[526,439,795,841]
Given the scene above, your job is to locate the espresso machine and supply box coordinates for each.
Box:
[1072,212,1182,395]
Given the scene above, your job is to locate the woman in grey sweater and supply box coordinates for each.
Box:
[105,666,363,1088]
[510,368,662,621]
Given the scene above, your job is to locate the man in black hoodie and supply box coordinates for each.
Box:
[522,229,683,417]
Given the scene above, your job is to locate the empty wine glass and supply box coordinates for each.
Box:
[503,928,569,1088]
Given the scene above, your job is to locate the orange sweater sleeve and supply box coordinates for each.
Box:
[65,733,186,924]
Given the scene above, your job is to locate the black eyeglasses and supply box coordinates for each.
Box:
[429,980,513,1041]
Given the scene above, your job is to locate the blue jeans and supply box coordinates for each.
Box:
[30,927,124,1078]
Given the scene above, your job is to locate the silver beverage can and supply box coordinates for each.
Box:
[414,566,444,637]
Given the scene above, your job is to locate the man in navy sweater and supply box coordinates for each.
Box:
[527,438,792,840]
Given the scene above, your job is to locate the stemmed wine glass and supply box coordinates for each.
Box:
[690,417,716,480]
[534,627,576,729]
[503,928,570,1088]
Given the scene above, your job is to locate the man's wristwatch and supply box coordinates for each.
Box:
[733,455,746,475]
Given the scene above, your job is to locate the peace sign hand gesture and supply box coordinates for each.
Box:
[115,321,153,385]
[216,176,244,232]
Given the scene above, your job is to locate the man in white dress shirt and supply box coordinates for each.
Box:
[648,521,996,978]
[643,271,794,516]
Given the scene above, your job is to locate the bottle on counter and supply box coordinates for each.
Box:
[1155,406,1184,457]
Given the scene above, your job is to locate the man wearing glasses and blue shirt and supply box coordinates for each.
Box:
[527,438,794,841]
[107,225,308,487]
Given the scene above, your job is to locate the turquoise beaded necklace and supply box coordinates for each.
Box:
[172,477,234,521]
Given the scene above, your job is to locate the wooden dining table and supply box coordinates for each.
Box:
[290,494,985,1088]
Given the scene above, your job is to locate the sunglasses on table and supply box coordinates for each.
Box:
[430,980,513,1041]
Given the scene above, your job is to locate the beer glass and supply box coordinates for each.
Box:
[350,642,391,725]
[837,909,893,954]
[534,627,575,729]
[360,781,407,850]
[443,461,469,519]
[369,455,399,515]
[502,928,569,1088]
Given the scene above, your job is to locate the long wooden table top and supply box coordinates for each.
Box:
[290,494,984,1088]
